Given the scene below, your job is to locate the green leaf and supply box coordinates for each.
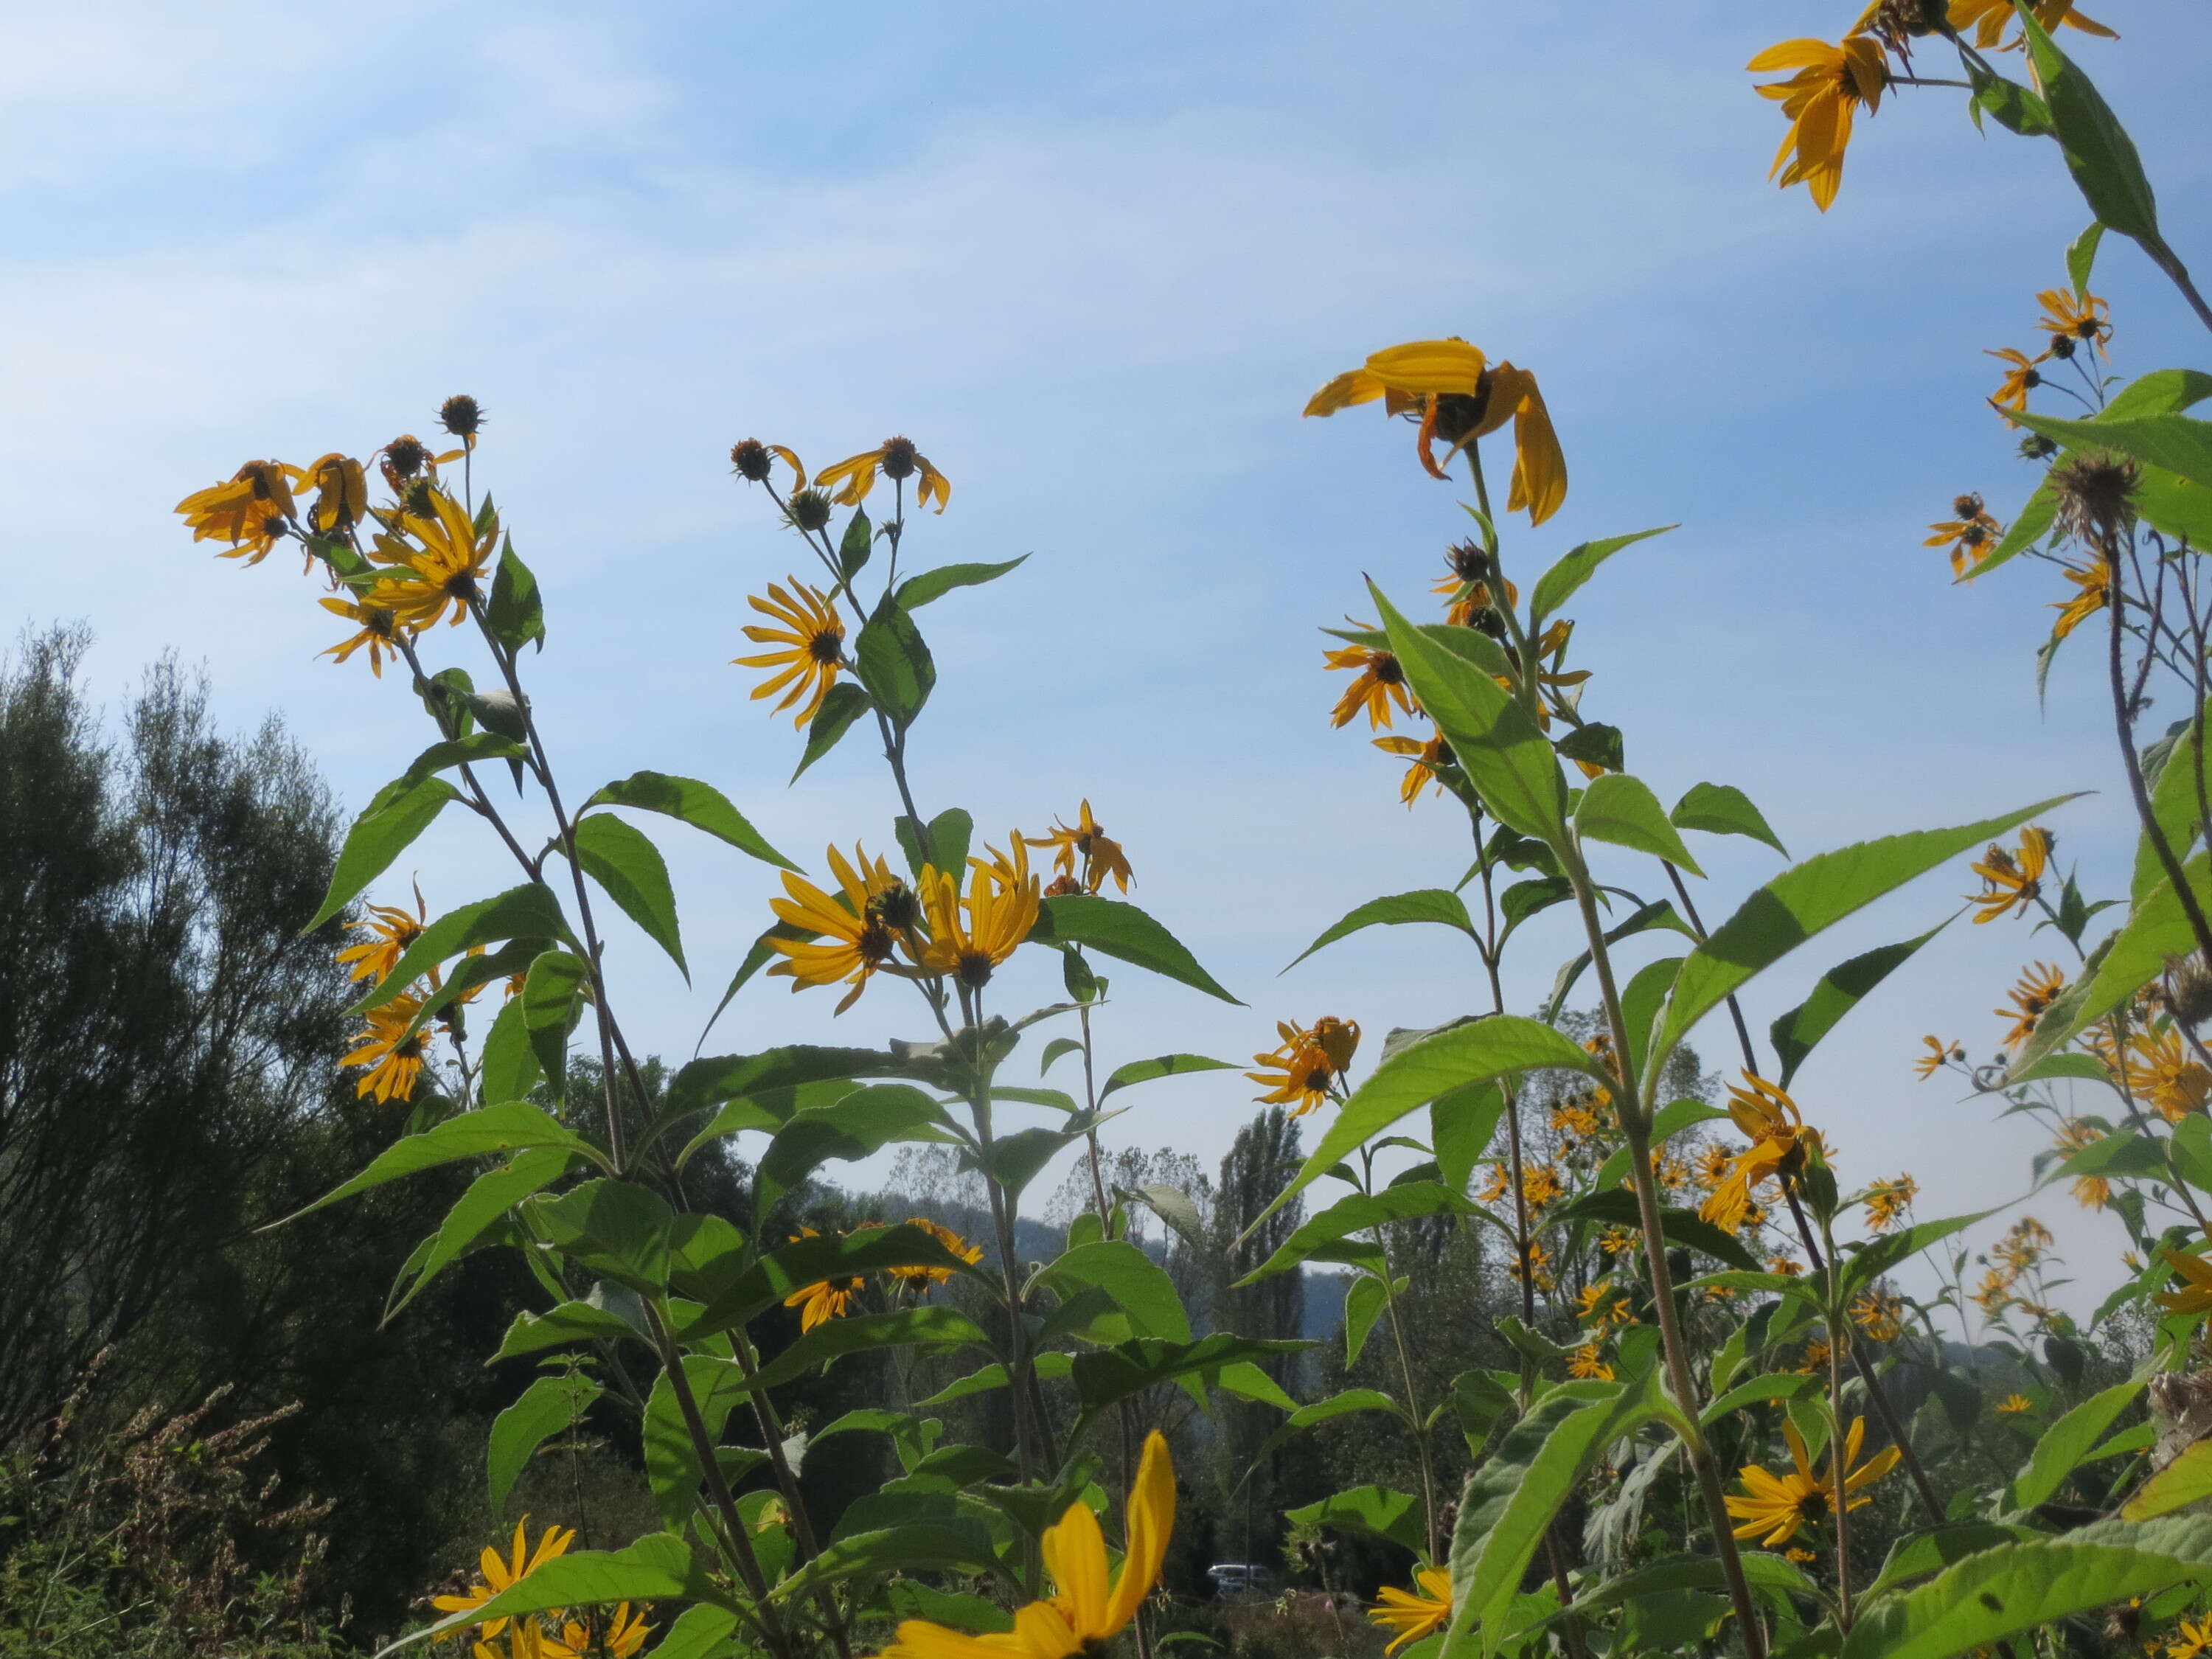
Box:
[486,537,545,652]
[1653,798,2073,1068]
[2011,1377,2146,1512]
[1548,1188,1761,1273]
[641,1353,759,1531]
[521,949,591,1095]
[896,555,1029,610]
[1044,1241,1192,1342]
[1444,1374,1673,1655]
[584,771,795,870]
[487,1373,600,1516]
[532,1179,675,1293]
[1837,1209,1998,1309]
[398,732,528,787]
[1343,1273,1388,1368]
[307,777,459,931]
[1098,1053,1234,1101]
[1432,1081,1507,1198]
[1839,1515,2212,1659]
[668,1046,894,1118]
[353,883,571,1015]
[1701,1371,1823,1425]
[2016,6,2159,244]
[1576,773,1703,875]
[568,813,686,977]
[1966,63,2052,137]
[1374,584,1566,847]
[413,1534,723,1644]
[754,1085,945,1220]
[854,593,934,731]
[477,997,543,1105]
[897,807,972,880]
[838,509,872,578]
[2125,1440,2212,1522]
[1283,1486,1425,1555]
[1671,782,1788,858]
[386,1147,574,1321]
[1554,722,1622,775]
[278,1102,602,1224]
[2010,851,2209,1074]
[1287,889,1475,970]
[748,1307,990,1391]
[2014,408,2212,496]
[1863,1523,2039,1602]
[1528,526,1674,627]
[1033,894,1239,1004]
[776,1522,1004,1597]
[492,1293,647,1360]
[647,1604,742,1659]
[1241,1182,1472,1283]
[2069,221,2106,299]
[1245,1017,1607,1239]
[1770,923,1950,1088]
[2135,697,2212,904]
[791,681,875,783]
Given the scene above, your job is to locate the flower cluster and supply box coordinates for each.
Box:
[782,1219,985,1330]
[431,1520,652,1659]
[1248,1016,1361,1117]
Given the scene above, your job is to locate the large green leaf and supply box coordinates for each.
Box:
[668,1046,895,1119]
[352,883,571,1014]
[476,996,542,1105]
[1528,526,1674,627]
[2126,1441,2212,1523]
[1244,1017,1608,1239]
[747,1307,990,1391]
[1770,922,1950,1088]
[854,593,934,731]
[1840,1517,2212,1659]
[1374,585,1567,847]
[583,771,794,870]
[279,1102,603,1223]
[521,948,590,1095]
[486,538,545,652]
[487,1373,601,1516]
[792,682,874,783]
[1241,1182,1472,1283]
[2016,6,2160,245]
[2011,1377,2146,1512]
[385,1146,574,1320]
[532,1179,676,1293]
[1287,889,1475,970]
[1653,799,2072,1067]
[307,777,459,931]
[397,732,527,787]
[2014,406,2212,495]
[1043,1241,1191,1342]
[754,1085,945,1220]
[895,555,1029,611]
[408,1534,726,1645]
[1096,1053,1234,1101]
[1283,1486,1426,1555]
[1033,895,1239,1004]
[1576,773,1702,874]
[1432,1081,1507,1197]
[1543,900,1694,1023]
[2138,703,2212,905]
[641,1353,758,1531]
[571,813,686,977]
[1671,782,1787,858]
[1441,1374,1673,1657]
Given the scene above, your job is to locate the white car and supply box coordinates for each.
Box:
[1206,1564,1276,1599]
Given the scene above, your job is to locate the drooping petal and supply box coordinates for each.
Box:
[1103,1430,1176,1635]
[1041,1501,1110,1638]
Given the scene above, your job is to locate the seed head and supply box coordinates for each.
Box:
[879,437,919,481]
[1953,492,1984,521]
[386,435,428,480]
[785,488,834,533]
[730,439,774,482]
[2050,449,2140,546]
[2019,432,2059,462]
[1446,539,1491,583]
[438,394,484,439]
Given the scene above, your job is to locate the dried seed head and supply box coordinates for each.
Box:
[730,439,773,482]
[1953,492,1985,521]
[879,436,918,481]
[2168,953,2212,1032]
[438,394,484,439]
[385,435,428,480]
[2018,432,2059,462]
[2051,449,2140,546]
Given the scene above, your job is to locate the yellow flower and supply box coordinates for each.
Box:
[1475,1164,1509,1205]
[2171,1612,2212,1659]
[1748,35,1887,212]
[1368,1567,1452,1656]
[1576,1281,1632,1329]
[1863,1175,1918,1233]
[888,1217,985,1286]
[1248,1037,1338,1117]
[1323,641,1416,730]
[2155,1245,2212,1317]
[1373,732,1454,806]
[1509,1239,1554,1291]
[1967,827,2053,924]
[1996,961,2067,1049]
[1986,347,2048,424]
[546,1604,652,1659]
[815,436,950,514]
[318,596,403,677]
[175,460,303,563]
[1926,493,2002,579]
[1699,1073,1819,1233]
[1914,1035,1962,1079]
[1599,1227,1638,1256]
[365,486,500,632]
[341,993,430,1105]
[1302,338,1566,524]
[1995,1394,2034,1415]
[1851,1290,1905,1343]
[767,844,911,1014]
[728,439,807,490]
[734,580,846,728]
[785,1273,864,1330]
[1521,1164,1562,1211]
[1948,0,2116,51]
[919,837,1041,990]
[885,1431,1172,1659]
[431,1519,577,1638]
[1971,1267,2015,1317]
[299,453,369,535]
[1023,801,1133,894]
[2037,288,2113,359]
[2124,1027,2212,1123]
[2049,563,2108,640]
[1726,1418,1899,1548]
[336,893,425,985]
[1794,1338,1831,1376]
[1768,1255,1804,1277]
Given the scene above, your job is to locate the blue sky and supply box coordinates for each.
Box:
[6,1,2210,1310]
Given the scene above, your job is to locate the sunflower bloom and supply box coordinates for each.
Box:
[1700,1073,1820,1233]
[1949,0,2117,50]
[319,596,403,677]
[884,1431,1172,1659]
[342,993,430,1105]
[1863,1175,1918,1233]
[1248,1036,1338,1117]
[1851,1290,1906,1343]
[735,580,846,728]
[2049,563,2108,640]
[1967,827,2053,923]
[1987,347,2048,424]
[785,1273,865,1330]
[299,453,369,535]
[1926,493,2003,579]
[918,837,1041,990]
[365,487,500,631]
[1749,35,1886,212]
[1023,801,1133,894]
[1368,1568,1452,1657]
[1915,1035,1964,1079]
[815,436,950,513]
[1996,961,2067,1049]
[546,1604,652,1659]
[431,1519,577,1638]
[2124,1028,2212,1123]
[1373,732,1454,806]
[768,844,911,1013]
[175,460,303,563]
[1324,641,1416,729]
[888,1217,985,1287]
[2037,288,2113,359]
[2156,1245,2212,1317]
[1726,1418,1899,1548]
[1996,1394,2034,1415]
[337,894,425,985]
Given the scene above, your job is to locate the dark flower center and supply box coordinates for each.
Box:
[808,629,843,665]
[956,950,995,989]
[1371,653,1405,686]
[856,920,895,964]
[439,394,484,437]
[880,437,918,480]
[388,436,428,479]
